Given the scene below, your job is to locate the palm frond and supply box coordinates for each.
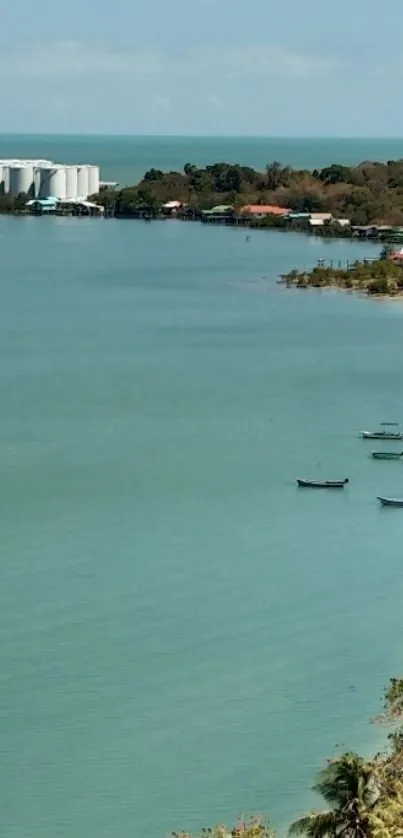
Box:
[313,752,376,809]
[289,811,338,838]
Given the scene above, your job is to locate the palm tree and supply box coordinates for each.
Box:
[289,752,379,838]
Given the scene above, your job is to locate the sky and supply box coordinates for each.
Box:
[1,0,402,136]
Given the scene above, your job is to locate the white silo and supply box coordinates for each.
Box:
[77,165,89,199]
[87,165,100,196]
[65,166,78,199]
[33,166,43,198]
[39,168,51,198]
[3,166,10,194]
[40,166,67,199]
[49,166,66,199]
[9,165,35,197]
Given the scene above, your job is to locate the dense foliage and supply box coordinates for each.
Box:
[94,159,403,224]
[0,192,29,212]
[282,257,403,296]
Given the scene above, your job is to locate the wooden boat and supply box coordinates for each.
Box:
[362,430,403,440]
[377,496,403,507]
[297,478,349,489]
[371,451,403,460]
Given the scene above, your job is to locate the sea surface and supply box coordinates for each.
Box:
[0,134,403,186]
[1,214,403,838]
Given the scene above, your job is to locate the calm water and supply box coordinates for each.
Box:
[0,134,403,185]
[1,216,403,838]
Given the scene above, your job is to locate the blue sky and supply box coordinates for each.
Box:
[1,0,402,135]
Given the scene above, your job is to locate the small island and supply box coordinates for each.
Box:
[7,158,403,243]
[91,158,403,235]
[281,250,403,297]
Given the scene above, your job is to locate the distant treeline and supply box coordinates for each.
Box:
[92,159,403,225]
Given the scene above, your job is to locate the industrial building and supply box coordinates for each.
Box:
[0,159,100,200]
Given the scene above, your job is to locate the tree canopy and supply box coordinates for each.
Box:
[92,158,403,224]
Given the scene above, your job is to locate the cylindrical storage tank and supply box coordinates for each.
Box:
[77,166,89,199]
[9,165,34,197]
[65,166,78,199]
[3,166,10,194]
[40,166,66,199]
[39,168,51,198]
[33,167,42,198]
[49,166,66,199]
[0,166,3,195]
[87,165,99,197]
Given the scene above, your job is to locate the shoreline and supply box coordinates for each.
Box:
[3,208,402,249]
[281,282,403,303]
[280,256,403,300]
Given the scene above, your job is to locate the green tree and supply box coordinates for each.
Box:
[266,160,284,189]
[289,753,379,838]
[367,277,390,295]
[288,192,327,213]
[143,168,164,181]
[383,678,403,720]
[319,165,352,185]
[14,192,29,211]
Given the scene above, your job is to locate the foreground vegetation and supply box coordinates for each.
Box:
[175,678,403,838]
[282,254,403,297]
[93,158,403,225]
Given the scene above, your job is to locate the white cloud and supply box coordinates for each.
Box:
[192,45,341,79]
[0,41,163,79]
[0,40,342,82]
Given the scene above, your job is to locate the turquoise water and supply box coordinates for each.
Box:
[1,215,403,837]
[0,134,403,185]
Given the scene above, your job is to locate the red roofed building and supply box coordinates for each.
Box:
[241,204,291,217]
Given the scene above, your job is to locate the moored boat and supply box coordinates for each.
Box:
[377,496,403,507]
[371,451,403,460]
[297,478,349,489]
[362,430,403,440]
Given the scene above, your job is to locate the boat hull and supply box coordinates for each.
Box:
[362,431,403,440]
[297,479,348,489]
[371,452,403,460]
[378,496,403,507]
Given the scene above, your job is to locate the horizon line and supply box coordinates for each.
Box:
[1,132,403,141]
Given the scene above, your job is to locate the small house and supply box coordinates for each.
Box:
[240,204,291,218]
[286,212,311,220]
[201,205,235,224]
[351,225,379,238]
[26,197,59,214]
[309,212,333,223]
